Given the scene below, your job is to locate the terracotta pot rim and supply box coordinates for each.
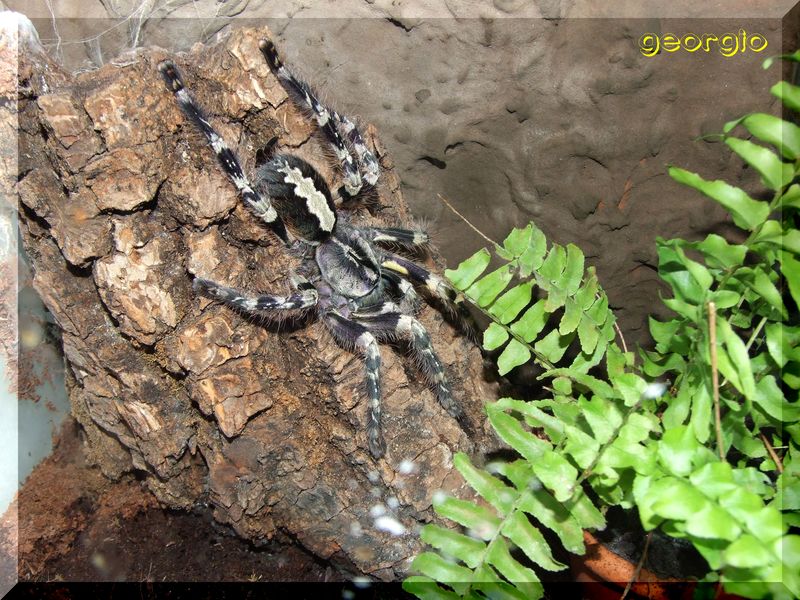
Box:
[570,530,697,600]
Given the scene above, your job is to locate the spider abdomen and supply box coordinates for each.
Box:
[254,154,337,243]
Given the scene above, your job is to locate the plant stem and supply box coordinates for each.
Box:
[473,302,557,371]
[708,302,725,461]
[621,531,653,600]
[437,194,499,248]
[760,432,784,473]
[744,316,768,353]
[613,320,629,355]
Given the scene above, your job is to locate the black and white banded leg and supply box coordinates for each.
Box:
[381,253,480,343]
[381,253,458,306]
[379,270,420,314]
[353,311,466,427]
[334,112,381,188]
[193,278,318,313]
[260,40,380,198]
[158,61,289,243]
[364,226,430,248]
[324,312,386,458]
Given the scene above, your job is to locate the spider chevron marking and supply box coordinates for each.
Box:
[158,38,470,458]
[275,161,336,233]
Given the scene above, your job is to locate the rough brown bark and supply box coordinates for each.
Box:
[12,21,496,580]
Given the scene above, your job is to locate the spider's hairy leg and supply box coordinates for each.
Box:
[397,315,466,425]
[157,60,289,244]
[364,227,430,248]
[193,277,318,312]
[381,253,480,343]
[379,270,420,314]
[354,311,467,427]
[333,112,381,188]
[289,270,315,291]
[381,253,455,304]
[259,39,380,198]
[359,331,384,459]
[259,40,359,194]
[323,312,386,458]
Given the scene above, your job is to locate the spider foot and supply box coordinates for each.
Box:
[258,39,282,70]
[158,60,184,92]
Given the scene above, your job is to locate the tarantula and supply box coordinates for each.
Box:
[158,39,467,458]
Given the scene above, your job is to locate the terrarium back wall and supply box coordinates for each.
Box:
[16,8,784,346]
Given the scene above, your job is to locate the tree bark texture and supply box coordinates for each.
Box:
[11,22,497,580]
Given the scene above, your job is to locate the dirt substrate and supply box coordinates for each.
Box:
[0,418,360,591]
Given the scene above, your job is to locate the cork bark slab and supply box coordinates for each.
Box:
[11,24,497,580]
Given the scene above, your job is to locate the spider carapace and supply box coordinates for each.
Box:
[159,39,468,458]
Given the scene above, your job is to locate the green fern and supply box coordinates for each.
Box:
[406,222,636,599]
[403,54,800,600]
[445,223,617,376]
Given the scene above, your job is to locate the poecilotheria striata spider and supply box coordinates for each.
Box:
[158,39,468,458]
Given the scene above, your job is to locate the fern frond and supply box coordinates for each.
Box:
[445,223,618,376]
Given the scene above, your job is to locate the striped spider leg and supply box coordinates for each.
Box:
[158,60,290,243]
[260,39,381,200]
